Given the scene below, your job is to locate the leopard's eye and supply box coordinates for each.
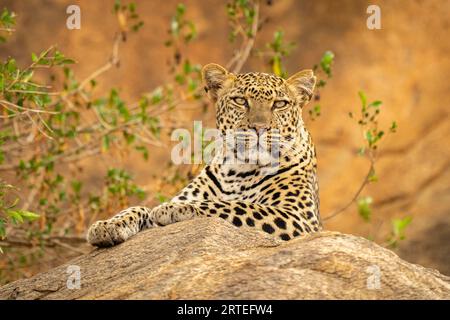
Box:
[232,97,247,106]
[273,100,289,109]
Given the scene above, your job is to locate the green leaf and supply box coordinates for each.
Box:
[187,77,198,92]
[18,210,40,221]
[390,121,398,133]
[316,79,327,88]
[184,21,197,42]
[114,0,121,12]
[93,98,107,107]
[150,87,163,104]
[357,196,373,222]
[59,58,76,65]
[123,131,135,145]
[175,73,185,85]
[156,192,169,203]
[147,116,160,137]
[6,58,17,73]
[0,8,16,28]
[0,218,5,239]
[176,3,186,16]
[272,55,282,77]
[138,96,149,110]
[388,216,413,248]
[132,21,144,32]
[368,170,378,182]
[313,105,321,114]
[320,50,334,77]
[358,91,367,109]
[365,130,373,145]
[7,210,23,224]
[135,145,149,160]
[102,135,110,152]
[369,100,382,108]
[71,180,82,194]
[392,216,412,237]
[376,130,384,140]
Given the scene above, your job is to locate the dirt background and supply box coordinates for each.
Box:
[1,0,449,277]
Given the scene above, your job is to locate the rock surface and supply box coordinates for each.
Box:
[0,218,449,300]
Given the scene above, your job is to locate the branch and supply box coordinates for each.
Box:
[76,33,121,93]
[22,168,45,211]
[0,99,59,115]
[0,237,87,255]
[6,46,55,91]
[230,1,260,74]
[322,157,375,222]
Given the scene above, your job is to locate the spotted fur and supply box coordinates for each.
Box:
[87,63,322,247]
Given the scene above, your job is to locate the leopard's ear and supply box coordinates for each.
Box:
[202,63,234,101]
[286,70,317,103]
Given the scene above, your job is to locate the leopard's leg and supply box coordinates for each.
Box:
[87,199,319,247]
[86,203,200,247]
[150,199,320,241]
[87,206,153,247]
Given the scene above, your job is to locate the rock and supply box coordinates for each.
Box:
[0,218,449,300]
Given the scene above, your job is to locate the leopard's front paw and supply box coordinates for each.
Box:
[86,219,136,247]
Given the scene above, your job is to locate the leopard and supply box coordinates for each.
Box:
[87,63,322,247]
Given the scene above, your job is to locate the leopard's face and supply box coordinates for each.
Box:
[202,64,316,157]
[215,72,305,139]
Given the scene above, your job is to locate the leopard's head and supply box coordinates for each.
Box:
[202,63,316,146]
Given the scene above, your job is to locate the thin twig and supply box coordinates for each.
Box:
[22,168,45,211]
[0,238,87,255]
[6,46,55,91]
[0,99,58,114]
[7,89,60,96]
[77,33,121,92]
[231,1,260,73]
[322,158,375,222]
[25,112,53,140]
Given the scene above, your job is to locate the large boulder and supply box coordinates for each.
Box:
[0,218,449,300]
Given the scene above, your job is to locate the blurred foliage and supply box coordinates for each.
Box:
[387,216,413,248]
[0,181,39,254]
[0,7,15,43]
[227,0,257,41]
[357,196,373,222]
[114,0,144,37]
[0,2,157,282]
[344,91,411,242]
[309,50,335,120]
[167,3,197,44]
[266,30,295,78]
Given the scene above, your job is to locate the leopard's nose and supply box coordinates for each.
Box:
[251,123,269,135]
[253,123,266,129]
